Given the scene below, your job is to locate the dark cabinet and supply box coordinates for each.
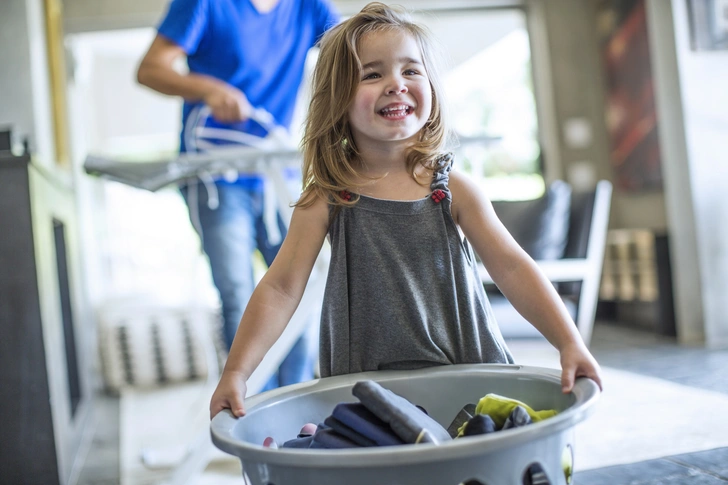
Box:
[0,154,92,485]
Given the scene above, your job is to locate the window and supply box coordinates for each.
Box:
[416,8,544,200]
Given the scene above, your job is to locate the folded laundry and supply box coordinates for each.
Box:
[282,423,363,449]
[352,380,452,444]
[310,424,361,449]
[330,402,405,446]
[502,405,533,430]
[298,422,317,437]
[324,414,380,447]
[446,403,477,438]
[281,434,313,449]
[271,387,555,451]
[461,414,497,436]
[280,423,319,449]
[473,394,557,429]
[457,396,557,437]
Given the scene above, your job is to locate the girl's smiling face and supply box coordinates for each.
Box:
[347,29,433,151]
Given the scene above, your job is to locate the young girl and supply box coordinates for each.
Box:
[210,2,602,419]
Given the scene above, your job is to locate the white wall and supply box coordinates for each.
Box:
[646,0,728,347]
[0,0,55,165]
[0,0,35,145]
[669,0,728,348]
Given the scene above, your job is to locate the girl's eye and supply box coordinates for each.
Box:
[404,69,419,76]
[362,72,380,80]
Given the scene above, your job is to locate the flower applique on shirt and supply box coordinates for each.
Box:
[431,189,446,203]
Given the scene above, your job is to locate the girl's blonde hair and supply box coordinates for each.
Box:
[296,2,451,208]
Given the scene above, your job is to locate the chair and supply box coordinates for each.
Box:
[479,180,612,346]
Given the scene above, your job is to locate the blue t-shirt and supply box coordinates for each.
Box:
[157,0,339,154]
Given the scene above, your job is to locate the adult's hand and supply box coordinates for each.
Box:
[203,84,254,123]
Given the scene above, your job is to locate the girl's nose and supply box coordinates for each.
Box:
[386,78,408,95]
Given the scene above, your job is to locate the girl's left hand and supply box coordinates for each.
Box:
[559,342,603,393]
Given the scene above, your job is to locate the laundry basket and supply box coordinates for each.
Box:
[210,364,600,485]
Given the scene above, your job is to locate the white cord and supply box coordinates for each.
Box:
[186,179,204,243]
[185,103,294,248]
[198,171,219,210]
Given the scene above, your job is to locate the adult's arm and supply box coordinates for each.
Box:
[136,35,252,122]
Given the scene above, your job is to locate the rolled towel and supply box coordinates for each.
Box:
[352,380,451,444]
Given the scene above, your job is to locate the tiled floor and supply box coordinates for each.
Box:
[575,448,728,484]
[572,324,728,484]
[76,391,120,485]
[76,321,728,485]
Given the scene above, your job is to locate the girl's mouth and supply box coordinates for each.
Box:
[379,105,413,118]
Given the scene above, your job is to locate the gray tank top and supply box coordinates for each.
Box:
[319,154,514,378]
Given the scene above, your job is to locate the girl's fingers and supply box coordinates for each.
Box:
[561,364,576,393]
[231,396,246,417]
[564,363,604,393]
[209,396,246,419]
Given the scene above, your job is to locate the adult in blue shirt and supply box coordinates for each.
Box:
[137,0,339,391]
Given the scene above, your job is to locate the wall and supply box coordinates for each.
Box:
[644,0,704,344]
[0,1,35,144]
[62,0,527,31]
[63,0,167,32]
[534,0,668,231]
[666,0,728,347]
[0,0,55,164]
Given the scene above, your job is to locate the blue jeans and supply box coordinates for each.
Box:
[182,181,314,390]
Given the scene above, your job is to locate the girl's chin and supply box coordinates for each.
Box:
[351,126,425,145]
[376,122,426,137]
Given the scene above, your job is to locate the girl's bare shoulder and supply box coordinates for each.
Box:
[448,170,487,204]
[294,191,331,225]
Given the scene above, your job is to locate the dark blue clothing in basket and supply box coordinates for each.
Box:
[319,154,514,378]
[328,403,404,446]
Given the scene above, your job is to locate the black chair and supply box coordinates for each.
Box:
[479,180,612,346]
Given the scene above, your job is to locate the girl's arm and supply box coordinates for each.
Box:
[210,195,330,418]
[448,172,602,391]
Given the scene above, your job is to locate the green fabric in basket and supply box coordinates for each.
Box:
[458,393,557,436]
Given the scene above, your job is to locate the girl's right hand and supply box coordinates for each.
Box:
[209,369,248,420]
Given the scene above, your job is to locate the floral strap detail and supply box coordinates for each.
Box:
[431,189,446,203]
[339,190,352,201]
[430,152,454,202]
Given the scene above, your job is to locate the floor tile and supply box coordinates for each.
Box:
[669,448,728,479]
[574,458,696,484]
[641,474,728,484]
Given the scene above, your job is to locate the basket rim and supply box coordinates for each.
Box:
[210,363,600,467]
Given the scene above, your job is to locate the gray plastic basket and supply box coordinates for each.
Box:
[211,364,600,485]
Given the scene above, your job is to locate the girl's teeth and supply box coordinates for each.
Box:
[381,107,409,115]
